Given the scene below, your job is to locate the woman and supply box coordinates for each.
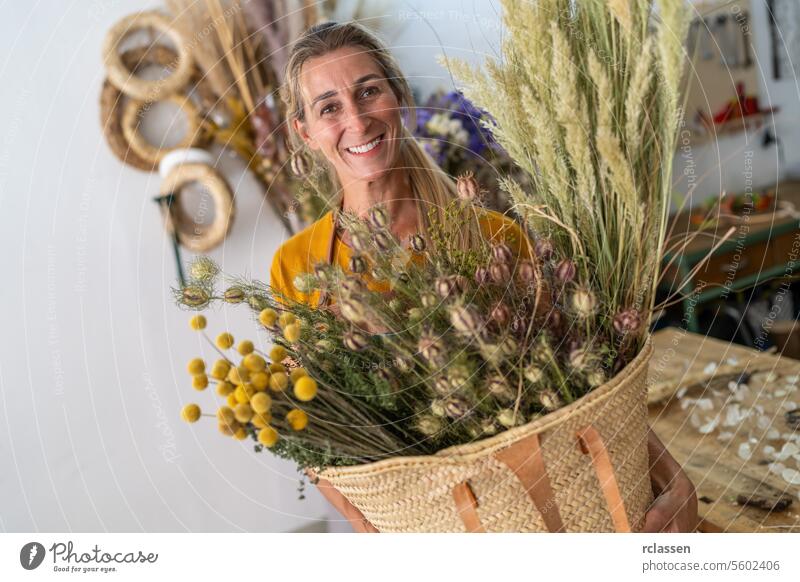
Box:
[271,21,697,533]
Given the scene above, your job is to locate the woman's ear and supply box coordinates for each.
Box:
[293,118,320,151]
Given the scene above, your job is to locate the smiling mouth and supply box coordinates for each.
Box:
[344,133,385,155]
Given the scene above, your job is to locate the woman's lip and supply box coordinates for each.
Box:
[343,134,385,157]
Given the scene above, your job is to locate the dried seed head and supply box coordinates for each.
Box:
[480,417,499,435]
[517,260,536,284]
[409,234,426,253]
[435,277,455,298]
[430,399,446,417]
[474,266,491,286]
[449,304,483,335]
[491,302,511,326]
[407,307,425,322]
[189,256,219,282]
[456,171,480,201]
[416,414,443,436]
[368,205,389,229]
[510,315,529,338]
[613,308,642,335]
[420,292,438,308]
[348,255,367,274]
[373,231,393,252]
[586,368,607,388]
[489,262,511,285]
[343,330,369,351]
[349,231,370,253]
[339,298,367,324]
[538,389,562,411]
[535,238,554,261]
[492,243,514,264]
[569,347,598,373]
[223,286,246,304]
[181,286,210,307]
[433,375,451,396]
[453,275,469,293]
[497,409,518,428]
[555,258,576,283]
[418,332,445,366]
[571,288,597,318]
[524,364,544,384]
[394,356,412,372]
[388,298,403,312]
[488,375,515,401]
[500,337,519,356]
[449,365,471,389]
[445,396,471,419]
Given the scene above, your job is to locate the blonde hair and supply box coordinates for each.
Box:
[280,21,483,255]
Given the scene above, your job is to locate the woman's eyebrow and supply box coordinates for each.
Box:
[310,73,383,108]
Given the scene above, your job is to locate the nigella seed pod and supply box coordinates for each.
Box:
[416,415,443,436]
[555,258,576,283]
[350,232,370,253]
[181,286,210,307]
[517,261,536,285]
[489,262,511,285]
[474,266,490,286]
[409,234,426,253]
[420,292,438,308]
[492,243,514,264]
[524,364,544,384]
[497,409,518,428]
[394,356,412,373]
[546,310,562,330]
[481,418,499,435]
[435,277,454,298]
[586,369,606,388]
[491,302,511,326]
[349,255,367,274]
[488,376,515,401]
[343,330,368,351]
[613,308,642,334]
[449,365,470,389]
[571,288,597,318]
[538,389,562,411]
[368,205,389,229]
[407,307,424,322]
[189,257,220,282]
[449,305,482,335]
[339,298,366,324]
[500,337,518,356]
[453,275,469,294]
[418,333,444,365]
[433,376,451,395]
[569,348,597,373]
[396,272,410,285]
[535,238,554,261]
[456,171,479,201]
[510,315,528,338]
[223,286,245,303]
[444,397,470,419]
[430,399,446,417]
[339,277,365,295]
[373,231,393,252]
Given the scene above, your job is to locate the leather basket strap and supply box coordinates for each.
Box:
[577,425,631,532]
[495,432,564,532]
[452,481,485,532]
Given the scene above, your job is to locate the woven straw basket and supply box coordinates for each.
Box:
[318,337,655,532]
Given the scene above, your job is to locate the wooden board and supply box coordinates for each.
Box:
[649,328,800,532]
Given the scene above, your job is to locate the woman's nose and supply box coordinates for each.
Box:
[343,102,370,133]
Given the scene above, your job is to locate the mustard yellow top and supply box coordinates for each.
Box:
[270,208,533,307]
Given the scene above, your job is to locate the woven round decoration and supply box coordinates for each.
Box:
[159,163,235,252]
[318,337,655,533]
[102,11,193,101]
[121,94,203,167]
[100,46,213,171]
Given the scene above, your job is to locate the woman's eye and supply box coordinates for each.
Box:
[320,104,337,116]
[361,86,379,99]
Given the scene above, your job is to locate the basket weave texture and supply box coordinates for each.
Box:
[318,338,655,532]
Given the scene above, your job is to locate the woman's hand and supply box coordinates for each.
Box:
[643,428,698,533]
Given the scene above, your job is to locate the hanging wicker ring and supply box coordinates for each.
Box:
[159,163,235,253]
[102,11,192,101]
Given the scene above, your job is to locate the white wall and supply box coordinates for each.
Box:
[0,0,503,532]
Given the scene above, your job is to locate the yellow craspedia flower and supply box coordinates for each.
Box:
[227,365,250,386]
[290,367,308,384]
[192,374,209,390]
[216,332,234,350]
[257,426,279,447]
[187,358,205,375]
[210,359,231,380]
[278,312,296,328]
[269,345,287,363]
[283,323,301,343]
[226,394,238,408]
[234,402,253,424]
[269,362,286,374]
[243,353,266,372]
[250,392,272,414]
[215,381,234,397]
[293,376,318,402]
[189,315,207,331]
[286,409,308,431]
[218,421,238,437]
[233,385,247,404]
[237,340,254,356]
[269,372,288,392]
[259,308,278,328]
[251,412,272,429]
[181,403,201,423]
[250,371,269,390]
[217,406,236,426]
[233,427,248,440]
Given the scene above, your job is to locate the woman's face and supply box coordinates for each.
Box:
[294,46,403,183]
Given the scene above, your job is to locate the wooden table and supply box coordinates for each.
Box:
[649,328,800,532]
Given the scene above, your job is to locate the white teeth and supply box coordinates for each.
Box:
[347,135,382,154]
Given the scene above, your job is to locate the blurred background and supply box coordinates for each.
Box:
[1,0,799,532]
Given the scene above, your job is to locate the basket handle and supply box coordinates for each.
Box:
[495,432,564,532]
[452,481,485,532]
[576,425,631,532]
